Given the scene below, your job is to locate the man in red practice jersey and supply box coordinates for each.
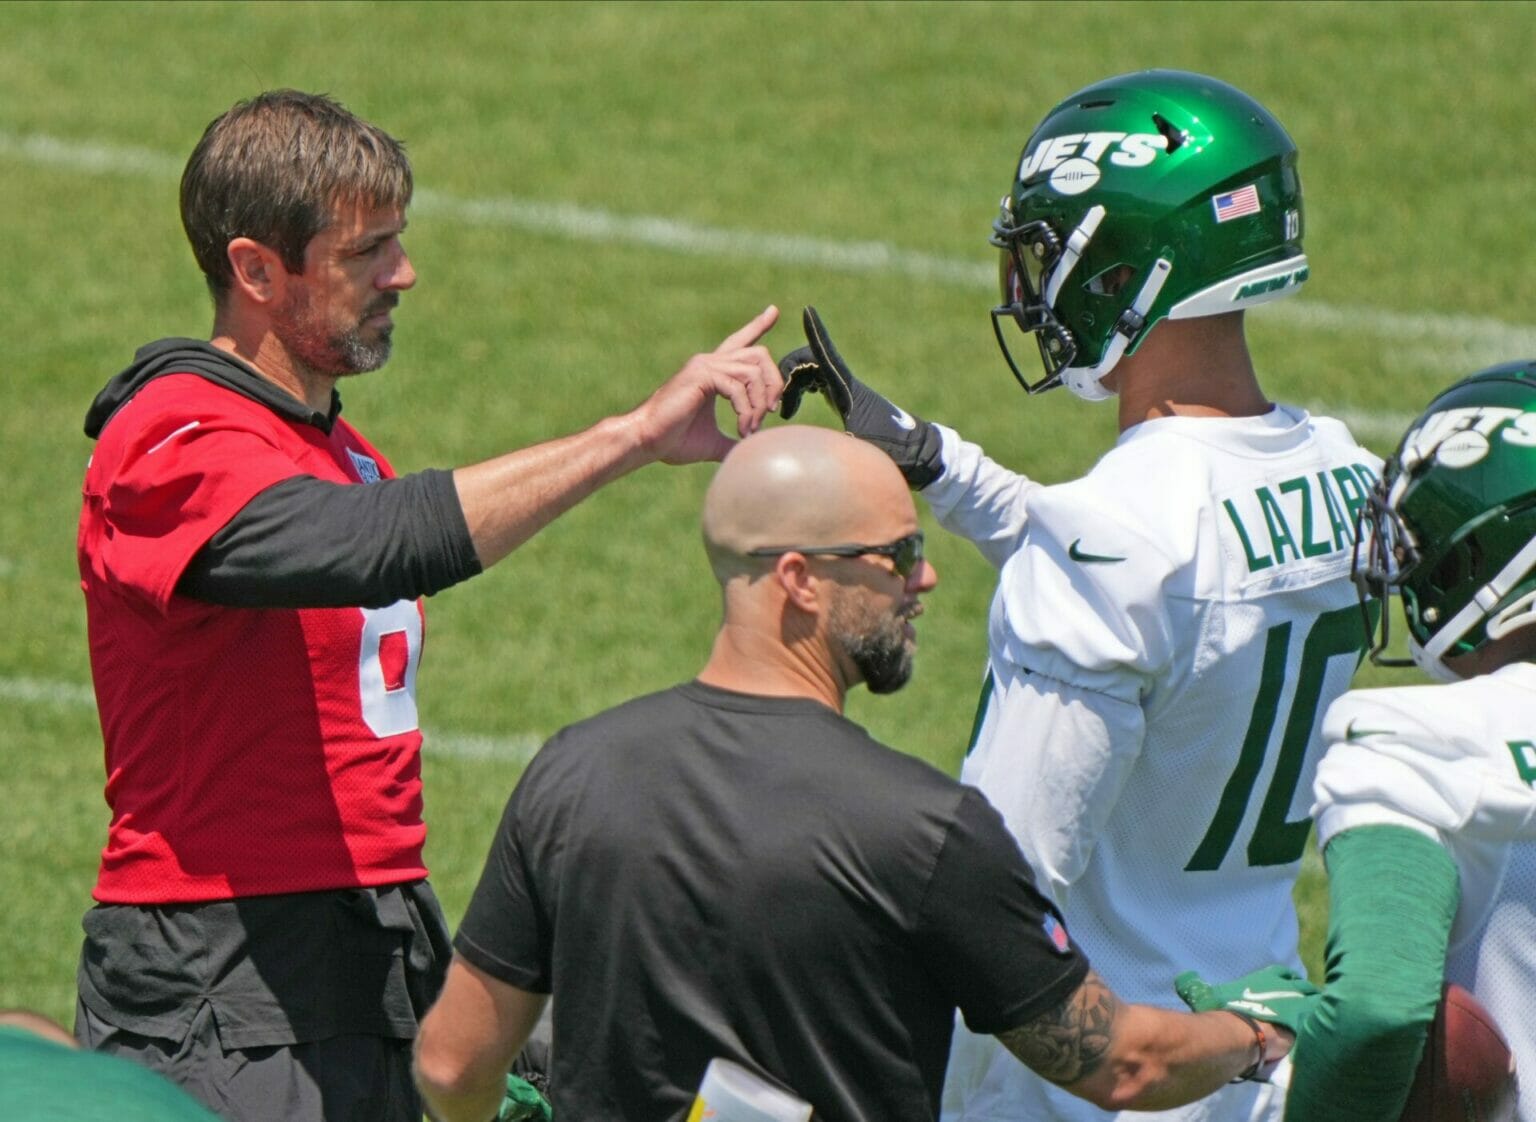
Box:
[75,88,782,1122]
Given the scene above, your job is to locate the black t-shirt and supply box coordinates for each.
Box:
[455,682,1089,1122]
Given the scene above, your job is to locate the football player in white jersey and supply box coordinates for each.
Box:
[779,70,1378,1122]
[1276,364,1536,1120]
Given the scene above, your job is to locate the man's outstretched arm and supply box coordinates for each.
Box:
[177,307,783,606]
[457,305,782,568]
[999,969,1301,1112]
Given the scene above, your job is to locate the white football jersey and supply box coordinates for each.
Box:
[931,406,1379,1122]
[1313,663,1536,1121]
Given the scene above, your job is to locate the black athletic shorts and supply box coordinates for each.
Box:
[76,881,451,1122]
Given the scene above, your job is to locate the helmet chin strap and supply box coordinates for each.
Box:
[1489,591,1536,641]
[1408,636,1464,683]
[1043,206,1105,307]
[1062,258,1172,402]
[1416,532,1536,677]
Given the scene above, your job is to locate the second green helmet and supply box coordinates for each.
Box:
[1357,362,1536,679]
[991,69,1308,401]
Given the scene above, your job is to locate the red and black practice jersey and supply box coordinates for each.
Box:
[79,373,428,903]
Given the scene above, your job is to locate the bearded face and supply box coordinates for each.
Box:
[274,278,395,377]
[828,584,917,695]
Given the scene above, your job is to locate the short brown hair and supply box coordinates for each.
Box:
[180,90,412,300]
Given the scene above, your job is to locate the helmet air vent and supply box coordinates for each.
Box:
[1151,113,1188,152]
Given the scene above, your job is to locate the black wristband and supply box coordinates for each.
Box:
[1225,1010,1267,1082]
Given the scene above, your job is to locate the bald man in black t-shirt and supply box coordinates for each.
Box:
[415,427,1299,1122]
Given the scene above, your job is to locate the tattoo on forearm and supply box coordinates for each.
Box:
[996,970,1116,1085]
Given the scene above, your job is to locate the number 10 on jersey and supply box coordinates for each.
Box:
[1186,603,1373,871]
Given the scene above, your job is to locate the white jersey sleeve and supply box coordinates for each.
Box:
[921,424,1043,570]
[1313,667,1536,850]
[961,660,1145,898]
[986,477,1185,695]
[959,481,1182,896]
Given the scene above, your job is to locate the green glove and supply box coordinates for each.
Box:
[498,1072,552,1122]
[1174,964,1321,1035]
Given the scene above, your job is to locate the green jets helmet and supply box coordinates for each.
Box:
[1356,362,1536,679]
[990,69,1308,401]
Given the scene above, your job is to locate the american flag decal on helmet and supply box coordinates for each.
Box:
[1212,184,1261,223]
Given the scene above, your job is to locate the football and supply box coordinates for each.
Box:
[1398,983,1517,1122]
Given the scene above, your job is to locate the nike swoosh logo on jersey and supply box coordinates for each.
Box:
[890,405,917,431]
[1068,539,1126,564]
[1344,720,1395,742]
[1241,987,1307,1002]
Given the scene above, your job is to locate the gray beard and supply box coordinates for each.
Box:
[830,593,914,695]
[331,326,393,375]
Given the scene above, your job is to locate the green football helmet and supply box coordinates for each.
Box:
[1356,362,1536,679]
[990,69,1308,401]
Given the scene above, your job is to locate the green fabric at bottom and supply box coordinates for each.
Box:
[501,1071,554,1121]
[1283,824,1460,1122]
[0,1025,221,1121]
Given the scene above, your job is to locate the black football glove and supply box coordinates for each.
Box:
[778,306,945,488]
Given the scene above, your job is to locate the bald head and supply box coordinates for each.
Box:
[702,427,915,578]
[696,426,936,706]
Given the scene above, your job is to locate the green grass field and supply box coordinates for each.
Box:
[4,0,1535,1031]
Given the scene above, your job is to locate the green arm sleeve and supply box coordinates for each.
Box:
[1283,824,1460,1122]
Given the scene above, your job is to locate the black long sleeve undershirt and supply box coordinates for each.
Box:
[177,468,482,609]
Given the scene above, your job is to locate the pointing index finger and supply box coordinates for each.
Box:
[714,305,780,353]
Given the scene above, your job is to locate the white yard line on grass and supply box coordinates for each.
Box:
[6,127,1533,430]
[1303,404,1416,445]
[0,675,95,707]
[0,674,541,764]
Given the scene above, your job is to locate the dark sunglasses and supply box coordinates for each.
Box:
[747,531,924,579]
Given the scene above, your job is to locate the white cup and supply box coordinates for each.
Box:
[687,1057,813,1122]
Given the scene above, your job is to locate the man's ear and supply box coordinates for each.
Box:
[225,237,290,307]
[775,553,825,616]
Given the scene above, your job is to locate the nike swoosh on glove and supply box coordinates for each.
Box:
[778,306,945,488]
[1175,964,1321,1036]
